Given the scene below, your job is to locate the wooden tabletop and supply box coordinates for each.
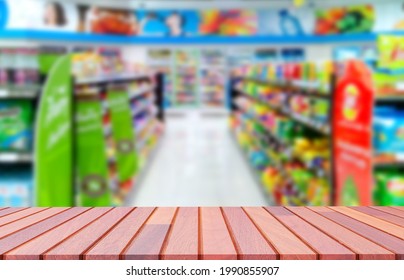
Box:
[0,207,403,260]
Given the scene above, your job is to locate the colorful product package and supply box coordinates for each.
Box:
[377,35,404,70]
[0,101,34,151]
[0,167,33,207]
[374,169,404,206]
[373,110,404,155]
[373,72,404,96]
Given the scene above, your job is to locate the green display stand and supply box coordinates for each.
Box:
[107,88,138,183]
[35,55,73,207]
[76,100,112,206]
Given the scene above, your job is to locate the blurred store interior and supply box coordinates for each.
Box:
[0,0,403,207]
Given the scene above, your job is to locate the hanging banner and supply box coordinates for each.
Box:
[333,60,374,206]
[35,55,73,207]
[76,100,111,207]
[107,89,138,185]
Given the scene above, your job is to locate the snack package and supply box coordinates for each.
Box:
[374,169,404,206]
[377,35,404,70]
[0,101,34,151]
[373,110,404,155]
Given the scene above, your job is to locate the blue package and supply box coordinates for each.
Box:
[374,111,404,155]
[0,168,33,207]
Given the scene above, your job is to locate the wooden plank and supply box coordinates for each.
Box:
[287,207,395,260]
[311,207,404,260]
[200,207,237,260]
[0,208,88,259]
[244,207,316,260]
[123,207,177,260]
[43,208,132,260]
[372,207,404,219]
[0,208,68,239]
[0,208,28,219]
[0,208,8,212]
[4,208,111,260]
[353,207,404,227]
[392,207,404,213]
[222,207,277,260]
[84,208,155,260]
[332,207,404,240]
[161,207,198,260]
[0,208,47,226]
[265,207,356,260]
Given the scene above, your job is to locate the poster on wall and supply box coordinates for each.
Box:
[333,60,374,206]
[314,5,375,35]
[199,10,258,36]
[4,1,404,39]
[138,10,199,37]
[257,8,314,36]
[5,0,78,32]
[374,2,404,32]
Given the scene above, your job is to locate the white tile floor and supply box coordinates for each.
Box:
[129,109,269,206]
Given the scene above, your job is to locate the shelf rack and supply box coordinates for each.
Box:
[73,72,165,206]
[230,73,336,206]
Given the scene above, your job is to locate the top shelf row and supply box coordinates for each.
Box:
[75,73,152,86]
[237,77,332,100]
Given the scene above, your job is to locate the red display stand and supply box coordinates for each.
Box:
[333,61,375,206]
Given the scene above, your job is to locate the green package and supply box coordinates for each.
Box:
[0,101,33,151]
[375,169,404,206]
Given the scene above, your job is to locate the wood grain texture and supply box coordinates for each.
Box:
[43,208,133,260]
[0,208,67,239]
[265,207,356,260]
[372,207,404,219]
[4,208,110,260]
[0,208,28,218]
[84,208,155,260]
[123,207,177,260]
[244,207,316,260]
[222,207,277,260]
[200,207,237,260]
[0,207,401,261]
[312,207,404,260]
[332,207,404,240]
[391,207,404,213]
[0,208,87,259]
[161,207,198,260]
[352,207,404,227]
[287,207,395,260]
[0,208,47,226]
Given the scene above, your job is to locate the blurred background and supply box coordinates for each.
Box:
[0,0,403,207]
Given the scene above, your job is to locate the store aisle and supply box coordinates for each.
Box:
[129,110,269,206]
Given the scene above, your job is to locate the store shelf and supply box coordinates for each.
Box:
[376,95,404,103]
[231,133,276,207]
[2,206,398,260]
[128,86,155,99]
[237,113,330,179]
[2,29,397,45]
[237,91,331,135]
[241,77,331,100]
[76,73,151,86]
[0,85,41,99]
[0,152,33,163]
[132,103,153,117]
[374,154,404,167]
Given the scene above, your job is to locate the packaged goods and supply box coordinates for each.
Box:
[0,101,34,151]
